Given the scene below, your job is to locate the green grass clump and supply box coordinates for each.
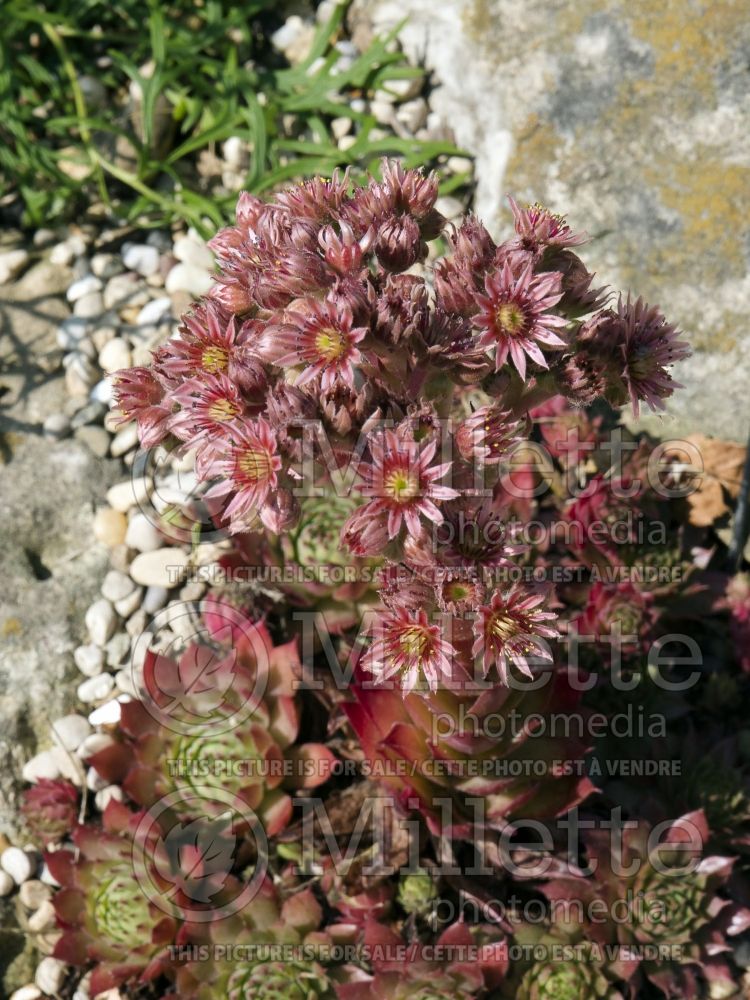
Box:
[0,0,467,234]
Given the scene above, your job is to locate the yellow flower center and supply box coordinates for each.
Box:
[314,326,348,362]
[399,626,429,661]
[385,469,420,502]
[446,582,469,601]
[488,610,521,641]
[201,345,230,374]
[237,448,272,483]
[495,302,527,336]
[207,397,240,422]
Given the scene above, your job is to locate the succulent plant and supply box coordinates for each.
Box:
[343,651,594,836]
[46,799,181,995]
[86,626,335,837]
[397,869,439,918]
[532,811,750,998]
[503,922,624,1000]
[267,493,381,633]
[170,876,337,999]
[335,917,507,999]
[21,778,79,846]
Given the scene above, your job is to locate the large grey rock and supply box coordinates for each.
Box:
[353,0,750,441]
[0,260,120,835]
[0,258,122,993]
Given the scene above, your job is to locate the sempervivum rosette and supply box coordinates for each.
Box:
[536,811,750,999]
[169,877,337,1000]
[501,922,626,1000]
[336,917,507,999]
[21,778,79,846]
[267,493,381,633]
[86,624,334,837]
[46,799,180,995]
[343,650,594,836]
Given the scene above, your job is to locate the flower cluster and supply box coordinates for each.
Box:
[56,164,750,1000]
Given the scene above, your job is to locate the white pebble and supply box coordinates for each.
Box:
[51,714,91,752]
[1,847,34,885]
[114,587,143,618]
[28,899,57,933]
[85,599,117,646]
[90,377,114,404]
[95,785,124,811]
[35,957,66,996]
[142,584,169,613]
[0,249,30,284]
[122,242,160,277]
[88,697,128,727]
[106,477,152,512]
[115,669,138,697]
[91,252,123,279]
[77,733,115,759]
[104,273,149,311]
[136,296,172,326]
[130,547,189,588]
[435,195,464,221]
[98,337,131,374]
[101,570,136,603]
[42,413,70,440]
[50,241,75,266]
[165,262,213,297]
[77,672,115,703]
[74,643,105,676]
[172,235,214,271]
[0,871,14,896]
[125,513,162,553]
[396,96,428,131]
[105,632,131,667]
[66,274,102,303]
[22,751,61,783]
[73,290,104,318]
[10,989,42,1000]
[19,880,52,909]
[50,746,83,786]
[110,423,139,457]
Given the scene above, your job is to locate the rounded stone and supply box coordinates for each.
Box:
[66,274,103,303]
[21,751,61,783]
[106,477,152,513]
[130,547,189,587]
[87,698,125,727]
[35,957,66,996]
[142,584,169,614]
[0,871,15,896]
[73,643,105,677]
[125,512,162,553]
[42,413,71,440]
[51,714,91,751]
[98,336,131,373]
[101,570,136,603]
[84,599,117,646]
[114,587,143,618]
[77,672,115,703]
[1,846,35,885]
[122,242,160,277]
[93,506,127,546]
[95,785,124,811]
[19,879,52,910]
